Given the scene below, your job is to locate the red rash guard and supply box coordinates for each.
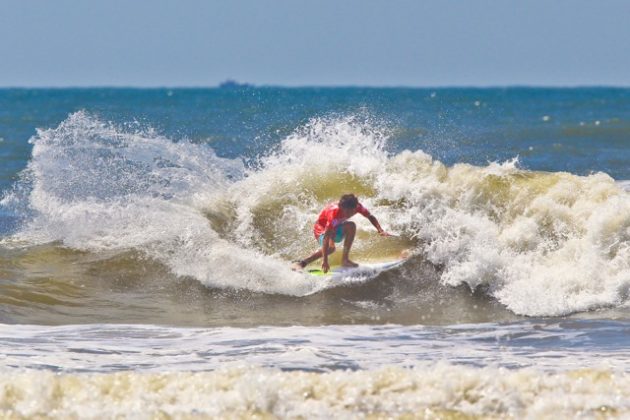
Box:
[313,203,371,239]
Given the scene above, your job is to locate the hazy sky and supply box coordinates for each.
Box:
[1,0,629,87]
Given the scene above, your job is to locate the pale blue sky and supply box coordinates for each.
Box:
[1,0,629,87]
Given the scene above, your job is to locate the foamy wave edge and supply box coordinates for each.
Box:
[1,364,627,418]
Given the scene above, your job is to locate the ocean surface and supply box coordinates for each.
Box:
[0,87,629,418]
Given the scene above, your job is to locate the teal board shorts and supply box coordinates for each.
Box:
[318,225,344,246]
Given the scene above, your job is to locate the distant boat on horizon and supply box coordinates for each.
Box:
[218,79,254,89]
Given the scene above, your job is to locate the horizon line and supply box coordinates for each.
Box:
[1,83,630,90]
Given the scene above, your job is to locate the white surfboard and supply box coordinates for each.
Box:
[306,259,405,280]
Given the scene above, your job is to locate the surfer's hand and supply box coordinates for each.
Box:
[322,260,330,273]
[378,230,391,237]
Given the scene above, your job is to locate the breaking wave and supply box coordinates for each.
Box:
[1,111,629,317]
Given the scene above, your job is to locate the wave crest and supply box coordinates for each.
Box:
[4,112,630,316]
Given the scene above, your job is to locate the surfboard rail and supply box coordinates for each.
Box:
[306,259,405,278]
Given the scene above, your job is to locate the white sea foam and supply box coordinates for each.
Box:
[2,321,628,418]
[5,112,319,296]
[7,112,630,315]
[1,364,629,418]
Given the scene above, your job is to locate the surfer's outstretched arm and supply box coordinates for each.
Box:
[366,214,389,236]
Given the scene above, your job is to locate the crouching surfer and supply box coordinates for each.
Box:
[292,194,389,273]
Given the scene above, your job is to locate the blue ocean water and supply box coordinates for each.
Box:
[0,88,629,417]
[2,88,629,190]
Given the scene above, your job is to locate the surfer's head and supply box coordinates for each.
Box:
[339,194,359,216]
[339,194,359,209]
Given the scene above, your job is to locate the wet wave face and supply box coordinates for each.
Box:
[1,111,629,324]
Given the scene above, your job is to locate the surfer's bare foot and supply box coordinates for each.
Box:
[341,259,358,268]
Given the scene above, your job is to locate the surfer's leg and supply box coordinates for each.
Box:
[292,238,336,270]
[303,242,336,264]
[341,222,358,267]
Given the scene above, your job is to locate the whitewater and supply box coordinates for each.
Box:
[3,110,628,318]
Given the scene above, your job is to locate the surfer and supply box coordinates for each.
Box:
[292,194,389,273]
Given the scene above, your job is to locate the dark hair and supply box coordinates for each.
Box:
[339,194,359,209]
